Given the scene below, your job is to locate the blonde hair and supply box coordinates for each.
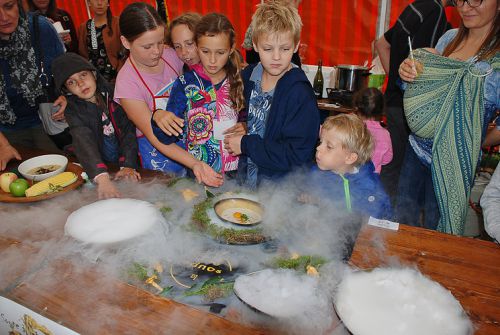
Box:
[322,114,373,166]
[251,0,302,46]
[166,12,201,46]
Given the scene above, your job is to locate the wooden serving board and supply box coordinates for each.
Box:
[0,163,84,203]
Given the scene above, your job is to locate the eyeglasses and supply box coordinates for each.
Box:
[452,0,483,8]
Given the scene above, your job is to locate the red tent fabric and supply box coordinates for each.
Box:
[57,0,458,67]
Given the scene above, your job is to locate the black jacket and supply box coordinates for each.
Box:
[65,87,138,180]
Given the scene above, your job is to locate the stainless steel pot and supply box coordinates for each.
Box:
[334,65,370,92]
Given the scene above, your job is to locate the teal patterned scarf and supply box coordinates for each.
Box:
[404,48,499,235]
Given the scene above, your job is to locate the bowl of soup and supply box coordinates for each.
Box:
[18,154,68,182]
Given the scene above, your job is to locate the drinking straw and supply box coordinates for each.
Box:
[407,36,417,75]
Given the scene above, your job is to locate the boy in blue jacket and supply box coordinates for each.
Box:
[224,0,320,188]
[311,114,392,219]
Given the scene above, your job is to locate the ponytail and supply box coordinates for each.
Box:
[226,50,245,112]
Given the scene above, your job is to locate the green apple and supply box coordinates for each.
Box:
[9,179,29,197]
[0,172,18,193]
[15,178,29,189]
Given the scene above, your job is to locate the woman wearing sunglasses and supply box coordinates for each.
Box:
[396,0,499,235]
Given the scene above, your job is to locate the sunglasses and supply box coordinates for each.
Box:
[452,0,484,7]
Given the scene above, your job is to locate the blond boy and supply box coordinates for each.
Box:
[312,114,392,218]
[224,0,319,188]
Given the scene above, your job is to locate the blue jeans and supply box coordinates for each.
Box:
[395,144,439,230]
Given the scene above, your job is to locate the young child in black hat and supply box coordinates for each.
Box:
[52,52,140,199]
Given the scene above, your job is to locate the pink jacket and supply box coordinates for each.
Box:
[365,120,393,173]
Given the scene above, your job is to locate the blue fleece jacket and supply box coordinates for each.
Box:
[309,162,392,219]
[238,63,320,184]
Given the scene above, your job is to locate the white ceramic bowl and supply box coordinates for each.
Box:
[18,154,68,182]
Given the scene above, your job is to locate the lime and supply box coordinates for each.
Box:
[15,178,29,188]
[9,179,29,197]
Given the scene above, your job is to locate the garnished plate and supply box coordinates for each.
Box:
[214,198,264,226]
[192,196,267,245]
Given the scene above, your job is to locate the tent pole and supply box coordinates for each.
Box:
[376,0,391,38]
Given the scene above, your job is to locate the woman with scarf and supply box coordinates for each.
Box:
[0,0,66,169]
[397,0,499,235]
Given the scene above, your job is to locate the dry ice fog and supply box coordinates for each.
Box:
[0,173,473,335]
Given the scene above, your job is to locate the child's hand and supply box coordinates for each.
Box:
[297,193,312,204]
[297,193,319,204]
[192,161,224,187]
[95,174,121,199]
[153,109,184,137]
[223,135,243,155]
[114,167,141,182]
[223,122,247,136]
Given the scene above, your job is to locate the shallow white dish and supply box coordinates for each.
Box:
[0,296,79,334]
[234,269,332,319]
[214,198,264,226]
[334,268,473,335]
[65,198,164,244]
[17,154,68,182]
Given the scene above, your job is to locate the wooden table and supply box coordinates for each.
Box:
[1,148,499,334]
[350,224,500,335]
[0,148,268,334]
[317,98,356,115]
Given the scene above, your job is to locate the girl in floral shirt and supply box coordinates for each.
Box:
[152,13,245,184]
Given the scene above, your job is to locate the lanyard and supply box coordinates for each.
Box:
[129,56,179,110]
[340,174,352,213]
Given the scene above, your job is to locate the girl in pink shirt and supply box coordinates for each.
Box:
[114,3,221,187]
[354,88,393,173]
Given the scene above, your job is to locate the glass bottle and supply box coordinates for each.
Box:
[313,59,324,99]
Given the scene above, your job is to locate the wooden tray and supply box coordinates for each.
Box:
[0,163,84,203]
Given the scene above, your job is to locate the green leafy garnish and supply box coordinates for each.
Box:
[184,277,234,301]
[159,206,172,216]
[127,262,149,281]
[272,255,326,272]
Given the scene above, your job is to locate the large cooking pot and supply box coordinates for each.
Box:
[334,65,370,92]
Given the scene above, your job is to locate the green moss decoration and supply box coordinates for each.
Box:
[272,255,326,273]
[191,197,266,244]
[184,277,234,301]
[165,177,191,188]
[159,206,173,217]
[127,262,149,281]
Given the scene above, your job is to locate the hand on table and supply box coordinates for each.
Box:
[223,134,243,155]
[153,109,184,137]
[95,174,121,199]
[114,167,141,182]
[192,161,223,187]
[52,96,67,121]
[0,143,21,171]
